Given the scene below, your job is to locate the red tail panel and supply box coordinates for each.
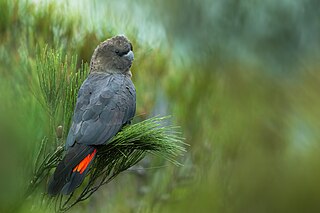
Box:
[72,149,97,174]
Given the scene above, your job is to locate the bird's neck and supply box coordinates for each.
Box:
[90,67,132,77]
[125,70,132,77]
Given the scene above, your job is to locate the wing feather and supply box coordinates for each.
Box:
[66,73,136,148]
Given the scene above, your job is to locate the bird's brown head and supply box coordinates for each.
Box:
[90,35,134,74]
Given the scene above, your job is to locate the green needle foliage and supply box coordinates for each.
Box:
[27,47,186,212]
[56,116,186,212]
[36,47,89,139]
[26,138,64,199]
[37,47,68,118]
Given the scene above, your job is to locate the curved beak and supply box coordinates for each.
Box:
[123,50,134,62]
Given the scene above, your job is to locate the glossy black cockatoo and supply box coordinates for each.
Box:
[48,35,136,195]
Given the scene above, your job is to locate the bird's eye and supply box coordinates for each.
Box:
[115,50,120,54]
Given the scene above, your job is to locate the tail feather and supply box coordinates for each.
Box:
[48,143,96,196]
[61,149,96,195]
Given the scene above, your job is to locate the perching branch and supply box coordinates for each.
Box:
[27,116,186,212]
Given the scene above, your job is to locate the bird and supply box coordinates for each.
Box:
[48,35,136,196]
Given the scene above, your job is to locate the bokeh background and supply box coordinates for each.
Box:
[1,0,320,212]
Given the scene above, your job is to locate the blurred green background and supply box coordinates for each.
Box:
[1,0,320,212]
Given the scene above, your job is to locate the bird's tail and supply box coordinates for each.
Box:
[48,143,97,196]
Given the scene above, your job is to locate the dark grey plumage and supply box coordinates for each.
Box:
[66,72,136,148]
[48,35,136,196]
